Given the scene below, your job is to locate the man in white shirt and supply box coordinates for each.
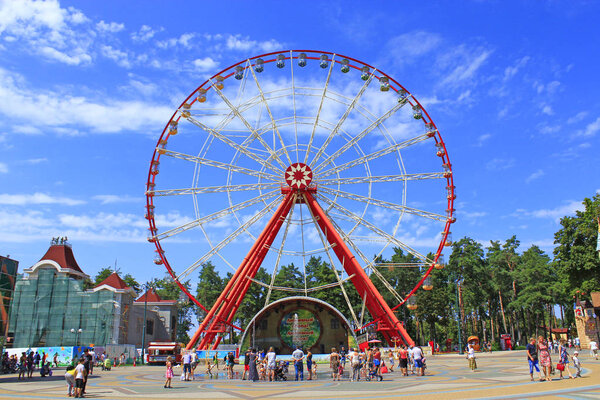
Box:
[407,346,415,375]
[292,346,305,381]
[412,346,424,376]
[75,358,86,398]
[182,351,192,381]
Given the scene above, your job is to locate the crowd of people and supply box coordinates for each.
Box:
[526,337,585,381]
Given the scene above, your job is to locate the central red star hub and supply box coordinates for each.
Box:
[285,163,313,189]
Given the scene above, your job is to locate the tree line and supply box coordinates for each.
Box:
[90,192,600,346]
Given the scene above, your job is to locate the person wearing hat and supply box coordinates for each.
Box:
[572,351,582,378]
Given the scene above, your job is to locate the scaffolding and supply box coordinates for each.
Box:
[9,268,116,348]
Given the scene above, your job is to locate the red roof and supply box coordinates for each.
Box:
[95,272,131,291]
[135,288,176,303]
[40,244,83,274]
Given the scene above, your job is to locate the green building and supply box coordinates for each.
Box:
[1,255,18,346]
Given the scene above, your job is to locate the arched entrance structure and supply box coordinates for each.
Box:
[239,297,358,355]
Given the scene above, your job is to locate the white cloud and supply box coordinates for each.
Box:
[131,25,160,42]
[541,105,554,115]
[0,193,84,206]
[156,32,196,49]
[0,162,7,173]
[440,49,492,88]
[24,158,47,164]
[225,34,282,52]
[96,20,124,33]
[193,57,219,72]
[0,0,93,65]
[539,124,561,134]
[475,133,491,147]
[503,56,530,81]
[567,111,588,124]
[527,200,583,222]
[385,31,442,64]
[0,67,173,134]
[580,116,600,137]
[525,169,544,183]
[93,195,140,204]
[100,45,131,68]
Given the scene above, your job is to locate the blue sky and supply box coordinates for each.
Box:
[1,0,599,289]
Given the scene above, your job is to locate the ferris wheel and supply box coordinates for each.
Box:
[145,50,456,350]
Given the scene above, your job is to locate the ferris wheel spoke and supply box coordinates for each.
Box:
[317,193,430,263]
[185,115,283,175]
[308,70,376,167]
[312,100,409,174]
[289,51,299,162]
[302,192,360,326]
[153,190,279,241]
[264,195,297,307]
[248,61,294,166]
[209,78,289,170]
[160,149,281,182]
[317,133,431,179]
[327,216,405,305]
[319,186,447,222]
[303,54,336,164]
[316,172,446,186]
[152,182,280,197]
[176,196,282,281]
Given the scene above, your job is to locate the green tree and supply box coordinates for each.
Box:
[195,262,224,322]
[554,193,600,294]
[122,273,140,294]
[151,274,194,343]
[93,267,113,285]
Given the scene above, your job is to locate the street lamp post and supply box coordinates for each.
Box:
[455,278,464,355]
[70,328,82,347]
[141,283,150,365]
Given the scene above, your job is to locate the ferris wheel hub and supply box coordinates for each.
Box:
[285,163,313,190]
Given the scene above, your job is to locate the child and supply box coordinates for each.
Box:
[65,364,76,397]
[74,358,86,398]
[206,360,214,378]
[572,351,581,378]
[164,356,173,388]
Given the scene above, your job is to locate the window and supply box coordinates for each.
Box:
[259,319,267,330]
[330,318,339,329]
[146,319,154,335]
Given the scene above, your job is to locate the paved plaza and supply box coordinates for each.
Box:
[0,351,599,399]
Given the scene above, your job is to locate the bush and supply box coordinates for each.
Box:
[491,342,501,352]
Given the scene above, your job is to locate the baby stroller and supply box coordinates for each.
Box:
[274,361,287,381]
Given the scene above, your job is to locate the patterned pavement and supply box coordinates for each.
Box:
[0,351,598,399]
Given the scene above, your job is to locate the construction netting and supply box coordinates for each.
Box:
[9,268,117,348]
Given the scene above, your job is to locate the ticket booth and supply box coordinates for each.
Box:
[500,334,512,350]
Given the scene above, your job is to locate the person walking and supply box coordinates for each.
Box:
[53,353,59,368]
[412,345,424,376]
[18,352,27,380]
[467,343,477,372]
[182,351,192,381]
[227,351,235,379]
[242,349,250,380]
[572,351,582,377]
[164,356,173,388]
[340,346,347,369]
[407,346,415,375]
[26,351,34,379]
[248,348,259,382]
[538,336,552,382]
[388,349,395,372]
[190,351,198,380]
[399,346,409,376]
[292,346,305,381]
[372,347,383,381]
[558,339,574,379]
[266,347,276,381]
[349,348,361,381]
[330,347,341,381]
[526,337,542,381]
[590,340,598,360]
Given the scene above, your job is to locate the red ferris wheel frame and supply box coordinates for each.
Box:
[145,50,456,350]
